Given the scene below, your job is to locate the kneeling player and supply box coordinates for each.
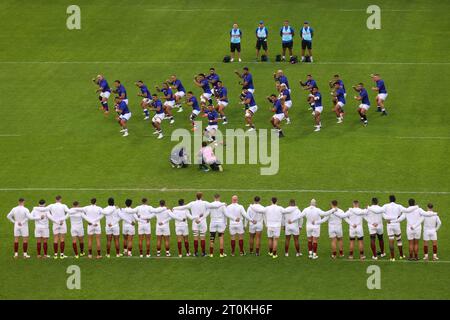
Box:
[115,97,132,137]
[268,94,285,137]
[169,199,191,257]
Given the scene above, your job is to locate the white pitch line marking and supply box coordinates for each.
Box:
[0,134,21,137]
[0,188,448,195]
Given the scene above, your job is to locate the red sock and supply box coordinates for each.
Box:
[89,249,92,255]
[256,247,260,254]
[231,240,236,253]
[424,246,428,254]
[332,251,337,256]
[72,243,78,255]
[23,242,28,253]
[238,239,244,253]
[146,247,150,255]
[308,240,312,252]
[210,246,214,255]
[313,242,318,253]
[97,250,101,256]
[220,248,224,255]
[177,241,182,255]
[360,250,365,256]
[140,249,143,255]
[79,242,84,254]
[285,242,289,254]
[370,241,377,256]
[294,242,300,253]
[14,242,18,254]
[339,249,343,256]
[115,244,120,255]
[106,245,111,255]
[398,245,404,257]
[53,242,58,254]
[184,240,190,253]
[43,242,48,255]
[201,240,206,254]
[273,250,277,256]
[60,241,65,254]
[349,250,354,256]
[37,242,42,255]
[194,240,198,254]
[433,245,437,254]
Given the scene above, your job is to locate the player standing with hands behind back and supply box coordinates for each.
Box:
[230,23,242,62]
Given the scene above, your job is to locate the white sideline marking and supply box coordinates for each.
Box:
[0,61,449,65]
[145,8,239,12]
[0,134,21,137]
[395,136,450,140]
[0,188,449,195]
[339,9,432,12]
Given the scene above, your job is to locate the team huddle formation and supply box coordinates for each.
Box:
[7,193,441,261]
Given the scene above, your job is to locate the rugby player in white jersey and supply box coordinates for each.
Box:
[381,195,408,261]
[80,198,104,259]
[303,199,337,259]
[7,198,32,258]
[344,200,368,260]
[224,195,248,256]
[321,200,348,259]
[135,198,156,258]
[169,199,191,258]
[249,197,287,259]
[45,195,70,259]
[283,199,305,257]
[30,199,51,258]
[365,198,386,258]
[173,192,223,257]
[421,203,441,261]
[153,200,172,257]
[246,196,265,256]
[119,199,138,256]
[67,201,86,258]
[207,194,227,257]
[102,197,122,258]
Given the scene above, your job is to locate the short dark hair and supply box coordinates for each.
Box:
[359,82,364,86]
[270,94,277,98]
[202,141,207,147]
[210,67,215,71]
[18,198,25,202]
[254,196,260,202]
[216,81,222,84]
[142,198,148,204]
[243,67,249,71]
[196,192,203,200]
[289,199,296,206]
[187,91,193,94]
[372,197,378,205]
[214,194,220,199]
[152,93,158,97]
[90,198,97,204]
[271,197,277,204]
[408,198,415,206]
[39,199,46,205]
[427,203,433,209]
[55,195,62,201]
[114,80,121,83]
[331,200,338,206]
[73,201,79,206]
[389,195,396,202]
[334,74,340,78]
[353,200,360,206]
[178,199,184,205]
[160,199,166,206]
[125,199,132,207]
[108,197,114,206]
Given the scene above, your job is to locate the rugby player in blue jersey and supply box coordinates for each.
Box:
[193,73,213,116]
[149,93,164,139]
[135,80,152,120]
[185,91,201,131]
[353,83,370,126]
[112,80,128,105]
[214,81,228,125]
[332,81,346,123]
[310,87,323,132]
[167,75,186,112]
[205,105,220,142]
[92,74,111,115]
[371,74,388,115]
[206,68,220,95]
[268,94,286,137]
[241,88,258,131]
[156,83,175,124]
[114,97,132,137]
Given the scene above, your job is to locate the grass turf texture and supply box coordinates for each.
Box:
[0,0,449,299]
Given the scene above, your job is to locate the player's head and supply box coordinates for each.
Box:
[125,198,132,207]
[233,23,238,29]
[209,67,215,75]
[90,198,96,205]
[178,199,184,205]
[333,81,341,88]
[141,198,148,204]
[371,197,378,205]
[427,203,433,209]
[170,75,177,81]
[152,93,158,100]
[73,201,79,207]
[254,196,260,203]
[96,74,104,81]
[231,195,238,203]
[408,198,415,206]
[196,192,203,200]
[259,20,264,27]
[55,195,62,202]
[280,83,287,90]
[333,74,340,80]
[159,199,166,206]
[135,80,143,87]
[276,69,283,77]
[162,82,169,89]
[283,20,289,26]
[371,73,381,81]
[243,67,249,74]
[389,195,396,203]
[197,73,205,80]
[207,104,214,112]
[331,200,338,208]
[310,199,316,206]
[18,198,25,204]
[108,197,114,206]
[289,199,296,206]
[216,80,223,88]
[187,91,193,98]
[271,197,277,204]
[114,80,121,88]
[307,74,313,80]
[214,194,220,200]
[242,88,249,95]
[114,96,121,103]
[269,94,277,102]
[38,199,46,206]
[357,82,364,90]
[353,200,360,207]
[202,141,207,147]
[312,87,318,93]
[304,21,309,27]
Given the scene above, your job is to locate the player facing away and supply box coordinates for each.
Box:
[169,199,191,258]
[322,200,348,259]
[168,75,186,112]
[153,200,172,257]
[268,94,286,137]
[135,198,156,258]
[365,198,386,259]
[242,88,258,132]
[45,195,70,259]
[229,23,242,62]
[280,20,294,61]
[371,73,388,115]
[278,83,292,124]
[224,195,248,256]
[353,83,370,126]
[149,93,165,139]
[135,80,152,120]
[156,82,175,124]
[30,199,51,258]
[119,199,138,256]
[422,203,441,261]
[115,97,132,137]
[67,201,86,258]
[344,201,368,260]
[103,197,122,258]
[82,198,104,259]
[7,198,32,258]
[310,87,323,132]
[283,199,305,257]
[381,195,407,261]
[303,199,337,259]
[92,74,111,114]
[214,81,228,124]
[235,67,255,93]
[185,91,201,131]
[332,81,346,123]
[193,73,213,114]
[208,194,227,257]
[246,196,265,256]
[112,80,128,105]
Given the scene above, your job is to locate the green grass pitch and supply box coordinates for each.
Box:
[0,0,449,299]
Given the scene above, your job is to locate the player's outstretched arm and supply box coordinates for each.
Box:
[419,208,437,217]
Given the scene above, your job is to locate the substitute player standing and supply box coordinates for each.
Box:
[224,195,248,256]
[208,194,227,257]
[135,80,152,120]
[169,199,191,258]
[92,74,111,114]
[115,97,132,137]
[229,23,242,62]
[353,83,370,126]
[7,198,32,258]
[371,73,388,115]
[300,21,314,62]
[246,196,265,256]
[30,199,51,258]
[280,20,294,61]
[255,20,268,60]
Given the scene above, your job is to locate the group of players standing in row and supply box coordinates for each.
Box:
[92,68,389,138]
[7,193,441,261]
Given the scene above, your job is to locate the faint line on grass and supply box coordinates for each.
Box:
[0,188,449,195]
[342,259,450,264]
[0,134,21,137]
[1,61,449,65]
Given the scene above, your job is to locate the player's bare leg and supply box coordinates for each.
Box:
[95,234,102,258]
[285,234,291,256]
[138,234,144,257]
[145,234,151,257]
[53,234,59,259]
[272,238,278,258]
[255,231,261,256]
[337,237,344,257]
[268,237,273,256]
[377,234,385,257]
[358,239,365,260]
[312,237,319,259]
[123,235,128,255]
[36,238,42,258]
[249,233,255,254]
[164,235,170,256]
[238,233,244,256]
[314,110,321,131]
[396,234,405,259]
[183,235,190,256]
[358,107,368,126]
[106,234,112,257]
[431,240,438,260]
[101,97,109,115]
[293,235,300,256]
[408,239,414,260]
[330,237,337,259]
[230,234,236,256]
[307,236,313,258]
[127,235,133,256]
[245,111,255,131]
[348,239,355,259]
[88,234,93,258]
[370,234,377,258]
[179,235,185,257]
[200,235,206,257]
[389,238,396,260]
[113,235,120,256]
[72,238,79,258]
[156,235,162,256]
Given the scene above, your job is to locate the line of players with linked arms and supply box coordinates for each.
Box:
[7,193,441,261]
[92,67,388,138]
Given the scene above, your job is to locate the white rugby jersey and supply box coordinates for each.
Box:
[382,202,407,225]
[344,208,367,226]
[30,206,49,228]
[366,205,384,226]
[153,208,172,226]
[7,205,32,227]
[303,206,334,227]
[208,201,227,224]
[249,204,285,228]
[103,205,121,227]
[246,203,265,223]
[82,204,104,225]
[68,208,85,228]
[225,203,247,226]
[423,212,441,231]
[119,207,138,226]
[46,202,70,224]
[282,206,305,229]
[135,204,156,227]
[324,208,348,227]
[169,208,189,227]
